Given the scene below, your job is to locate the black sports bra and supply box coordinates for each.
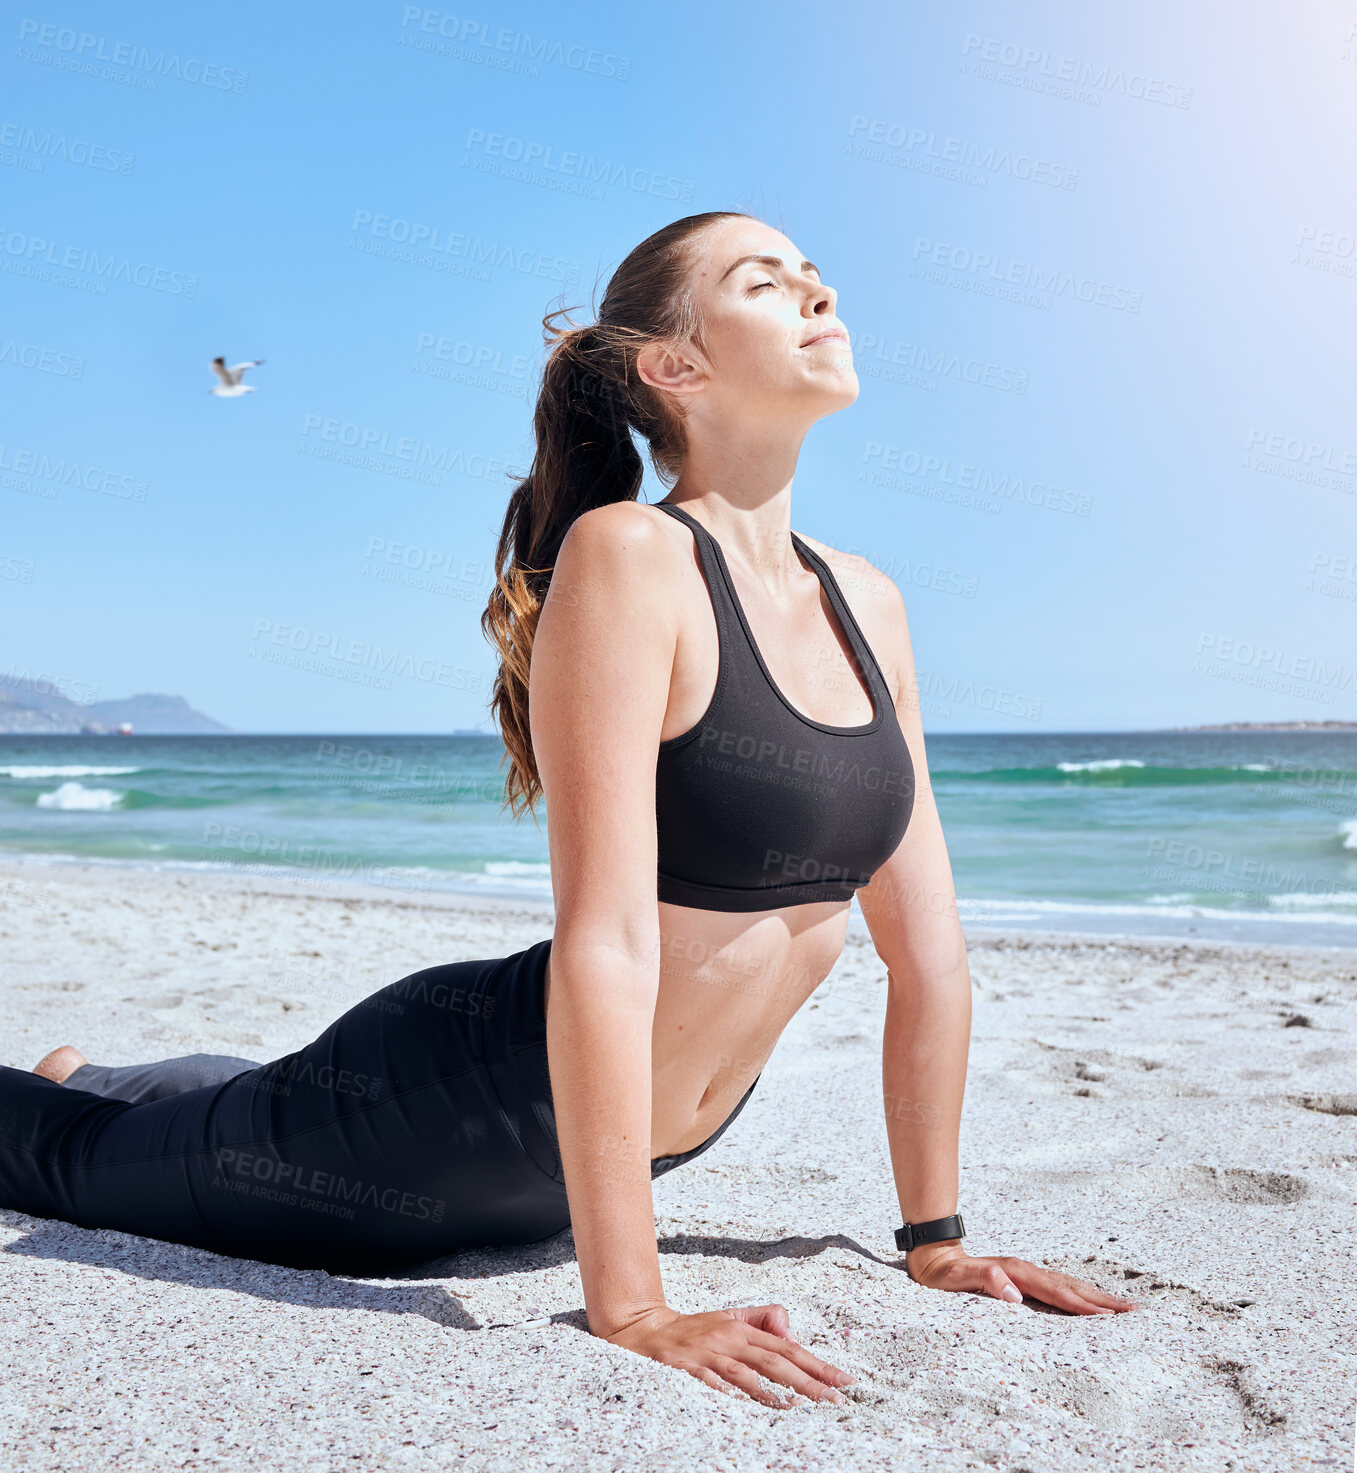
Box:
[652,501,915,911]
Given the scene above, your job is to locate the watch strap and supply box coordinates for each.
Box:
[894,1213,965,1253]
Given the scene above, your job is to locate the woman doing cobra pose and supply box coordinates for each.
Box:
[2,212,1134,1409]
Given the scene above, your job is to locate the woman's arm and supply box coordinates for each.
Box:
[531,505,858,1398]
[852,579,973,1278]
[863,777,972,1260]
[530,505,672,1335]
[851,568,1136,1317]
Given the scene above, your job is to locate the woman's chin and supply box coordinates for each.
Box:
[818,371,860,412]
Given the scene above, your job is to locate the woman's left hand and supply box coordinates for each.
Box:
[904,1243,1138,1315]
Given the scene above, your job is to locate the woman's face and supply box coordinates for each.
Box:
[641,217,858,425]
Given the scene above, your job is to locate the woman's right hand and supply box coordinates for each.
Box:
[601,1302,855,1408]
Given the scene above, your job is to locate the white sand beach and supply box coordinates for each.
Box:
[0,858,1352,1471]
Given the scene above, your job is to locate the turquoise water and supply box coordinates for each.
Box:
[1,732,1354,947]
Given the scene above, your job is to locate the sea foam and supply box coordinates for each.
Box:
[1,766,140,779]
[35,781,125,811]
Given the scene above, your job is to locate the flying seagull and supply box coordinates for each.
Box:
[210,357,265,397]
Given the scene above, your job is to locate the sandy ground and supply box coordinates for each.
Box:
[0,858,1353,1472]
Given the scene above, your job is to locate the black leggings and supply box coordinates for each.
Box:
[0,938,756,1275]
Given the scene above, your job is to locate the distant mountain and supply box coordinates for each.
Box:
[0,676,231,734]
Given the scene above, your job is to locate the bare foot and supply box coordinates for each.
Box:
[33,1045,87,1084]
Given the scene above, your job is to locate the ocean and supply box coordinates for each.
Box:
[1,731,1354,949]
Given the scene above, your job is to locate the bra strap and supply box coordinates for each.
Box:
[789,533,892,699]
[653,501,739,645]
[657,502,892,705]
[654,501,703,537]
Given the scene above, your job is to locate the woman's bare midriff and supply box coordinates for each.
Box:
[542,897,852,1159]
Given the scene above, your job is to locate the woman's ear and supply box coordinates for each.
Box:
[636,340,707,399]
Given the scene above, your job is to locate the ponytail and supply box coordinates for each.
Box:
[481,211,753,819]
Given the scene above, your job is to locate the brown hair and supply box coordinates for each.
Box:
[481,210,755,820]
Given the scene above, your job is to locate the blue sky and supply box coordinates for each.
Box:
[4,1,1356,734]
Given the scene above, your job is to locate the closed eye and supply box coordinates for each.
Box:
[749,281,777,293]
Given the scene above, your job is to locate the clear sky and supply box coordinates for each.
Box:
[4,1,1356,734]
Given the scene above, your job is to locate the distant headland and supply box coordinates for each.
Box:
[0,675,230,734]
[1170,720,1357,732]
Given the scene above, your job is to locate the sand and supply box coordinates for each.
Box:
[0,857,1353,1471]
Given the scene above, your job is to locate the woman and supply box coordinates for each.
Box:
[1,211,1134,1409]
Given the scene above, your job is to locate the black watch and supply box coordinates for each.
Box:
[894,1213,965,1253]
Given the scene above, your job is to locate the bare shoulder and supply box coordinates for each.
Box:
[546,499,684,618]
[529,499,681,928]
[561,498,679,561]
[530,500,683,779]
